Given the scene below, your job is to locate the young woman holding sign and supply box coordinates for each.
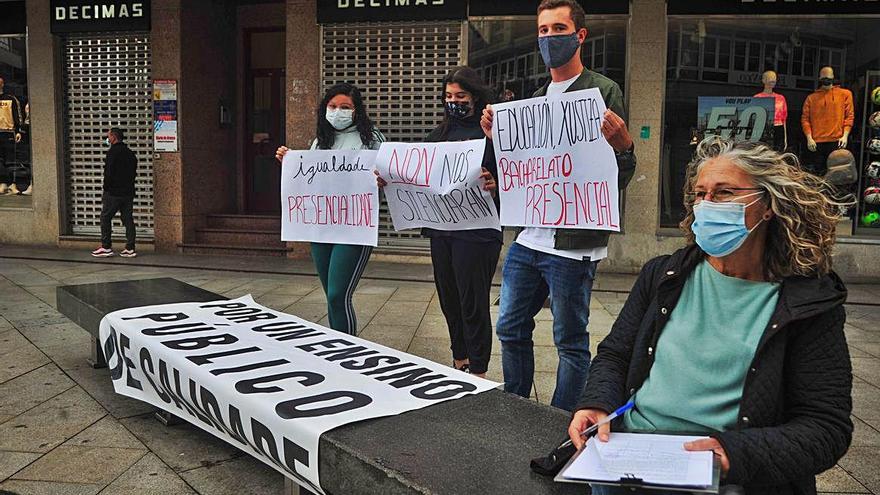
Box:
[380,67,500,378]
[276,83,385,336]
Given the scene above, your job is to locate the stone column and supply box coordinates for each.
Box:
[285,0,320,259]
[605,0,683,273]
[151,0,184,252]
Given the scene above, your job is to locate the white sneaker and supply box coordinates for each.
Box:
[120,249,137,258]
[8,184,20,195]
[21,184,32,196]
[91,247,114,257]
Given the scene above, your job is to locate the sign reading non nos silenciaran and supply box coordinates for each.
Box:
[375,139,501,232]
[50,0,151,33]
[98,296,498,494]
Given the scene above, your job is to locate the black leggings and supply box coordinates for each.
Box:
[430,236,501,374]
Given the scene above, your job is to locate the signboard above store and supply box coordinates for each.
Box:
[317,0,468,23]
[0,1,26,35]
[50,0,151,33]
[669,0,880,15]
[469,0,629,16]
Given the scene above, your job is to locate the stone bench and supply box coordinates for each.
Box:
[57,277,580,495]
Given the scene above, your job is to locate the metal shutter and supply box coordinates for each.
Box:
[322,22,463,251]
[63,33,154,237]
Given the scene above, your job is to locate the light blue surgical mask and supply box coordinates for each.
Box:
[692,192,766,257]
[325,108,355,131]
[538,33,581,69]
[104,138,111,146]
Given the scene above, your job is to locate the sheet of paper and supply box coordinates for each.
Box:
[561,432,714,487]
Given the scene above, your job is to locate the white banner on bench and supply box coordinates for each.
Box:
[98,296,498,494]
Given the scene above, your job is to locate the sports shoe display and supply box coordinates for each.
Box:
[90,247,114,257]
[120,249,137,258]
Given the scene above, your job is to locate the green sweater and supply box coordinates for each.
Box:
[624,260,780,434]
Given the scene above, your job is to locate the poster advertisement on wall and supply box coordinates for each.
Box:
[153,79,178,152]
[697,96,776,144]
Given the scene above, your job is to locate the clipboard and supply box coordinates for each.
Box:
[553,439,722,494]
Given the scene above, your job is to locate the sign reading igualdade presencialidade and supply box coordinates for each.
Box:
[50,0,151,33]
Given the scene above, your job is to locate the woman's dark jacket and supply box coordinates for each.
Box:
[422,114,501,244]
[576,244,852,495]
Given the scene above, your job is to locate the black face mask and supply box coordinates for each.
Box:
[445,101,471,120]
[819,77,834,87]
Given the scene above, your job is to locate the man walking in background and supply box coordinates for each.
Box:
[91,127,138,258]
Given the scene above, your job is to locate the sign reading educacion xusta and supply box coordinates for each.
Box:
[375,139,501,232]
[281,149,380,246]
[50,0,150,33]
[99,296,497,494]
[490,87,621,232]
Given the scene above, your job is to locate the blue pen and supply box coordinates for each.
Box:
[559,401,635,449]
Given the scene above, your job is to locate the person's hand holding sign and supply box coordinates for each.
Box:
[481,104,494,140]
[275,146,289,164]
[601,110,633,153]
[480,167,496,198]
[374,170,387,188]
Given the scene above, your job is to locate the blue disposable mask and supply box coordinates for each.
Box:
[692,192,766,257]
[104,138,111,146]
[538,33,581,69]
[325,108,355,131]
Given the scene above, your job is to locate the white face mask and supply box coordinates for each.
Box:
[325,108,354,131]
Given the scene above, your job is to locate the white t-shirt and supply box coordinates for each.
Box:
[515,74,608,262]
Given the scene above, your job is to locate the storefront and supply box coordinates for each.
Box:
[0,1,30,206]
[3,0,880,279]
[659,1,880,241]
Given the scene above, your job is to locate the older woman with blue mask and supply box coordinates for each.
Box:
[568,137,853,495]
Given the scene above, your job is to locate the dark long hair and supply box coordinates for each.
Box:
[435,66,495,140]
[315,83,377,150]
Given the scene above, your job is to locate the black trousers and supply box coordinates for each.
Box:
[100,193,136,250]
[430,236,501,374]
[802,141,839,177]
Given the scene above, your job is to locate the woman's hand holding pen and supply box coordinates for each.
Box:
[568,409,611,450]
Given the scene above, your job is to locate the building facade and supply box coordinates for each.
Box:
[2,0,880,279]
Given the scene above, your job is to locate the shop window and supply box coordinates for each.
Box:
[0,33,30,205]
[468,18,627,103]
[660,18,880,237]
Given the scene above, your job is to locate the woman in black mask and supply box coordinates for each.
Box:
[422,66,501,378]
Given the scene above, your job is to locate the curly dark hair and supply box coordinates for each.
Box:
[435,66,495,140]
[315,83,377,150]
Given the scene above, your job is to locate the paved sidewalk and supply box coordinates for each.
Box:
[0,249,877,494]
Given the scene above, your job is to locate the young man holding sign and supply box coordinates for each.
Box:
[480,0,636,411]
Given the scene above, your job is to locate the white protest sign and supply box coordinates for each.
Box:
[491,87,620,231]
[281,150,379,246]
[375,139,501,232]
[99,296,497,494]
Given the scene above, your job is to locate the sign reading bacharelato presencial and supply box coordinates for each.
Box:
[317,0,467,23]
[50,0,151,33]
[668,0,880,15]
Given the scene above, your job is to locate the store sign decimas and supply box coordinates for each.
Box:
[153,80,178,153]
[50,0,150,33]
[698,97,776,144]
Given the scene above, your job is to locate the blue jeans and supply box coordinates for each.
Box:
[495,242,598,411]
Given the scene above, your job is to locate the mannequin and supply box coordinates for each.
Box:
[0,75,23,194]
[801,66,854,176]
[754,70,787,151]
